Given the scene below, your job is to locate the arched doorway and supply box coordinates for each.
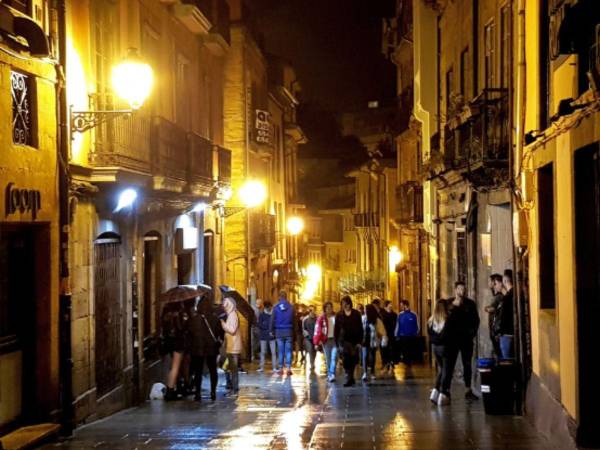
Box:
[94,232,122,397]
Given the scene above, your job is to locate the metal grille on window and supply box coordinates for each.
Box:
[11,71,33,146]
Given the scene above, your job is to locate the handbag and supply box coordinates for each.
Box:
[202,314,223,346]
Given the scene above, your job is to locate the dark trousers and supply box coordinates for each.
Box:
[432,344,446,392]
[192,355,218,396]
[381,344,393,367]
[304,338,316,368]
[342,343,360,381]
[443,339,474,393]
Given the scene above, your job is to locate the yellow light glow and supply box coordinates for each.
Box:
[238,180,267,208]
[111,49,153,110]
[287,216,304,236]
[66,38,87,159]
[306,264,322,281]
[389,245,403,272]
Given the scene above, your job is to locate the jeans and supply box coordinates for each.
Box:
[192,355,218,396]
[260,340,277,370]
[361,346,376,376]
[323,338,338,377]
[500,334,514,359]
[225,353,239,392]
[304,338,316,369]
[276,336,293,369]
[432,344,445,392]
[443,339,475,392]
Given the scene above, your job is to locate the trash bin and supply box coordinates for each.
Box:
[478,358,516,415]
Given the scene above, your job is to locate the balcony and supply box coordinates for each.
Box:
[250,213,276,253]
[188,132,213,194]
[353,212,380,228]
[216,145,231,184]
[442,89,509,184]
[175,0,212,35]
[152,117,188,191]
[395,181,423,225]
[199,0,231,53]
[90,113,152,179]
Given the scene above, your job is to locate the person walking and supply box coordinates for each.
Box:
[444,281,481,402]
[220,297,242,395]
[188,297,224,402]
[258,301,278,372]
[302,306,318,372]
[381,300,398,375]
[161,301,191,401]
[395,300,420,364]
[484,273,504,357]
[361,304,387,382]
[427,299,449,405]
[314,301,338,382]
[271,290,295,376]
[494,269,515,359]
[334,296,364,387]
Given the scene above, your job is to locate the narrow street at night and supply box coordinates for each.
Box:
[39,362,554,450]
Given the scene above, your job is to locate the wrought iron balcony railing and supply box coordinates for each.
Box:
[152,117,188,182]
[188,132,213,184]
[216,145,231,183]
[395,181,423,224]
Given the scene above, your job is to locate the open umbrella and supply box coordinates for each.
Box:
[219,285,256,325]
[160,284,212,305]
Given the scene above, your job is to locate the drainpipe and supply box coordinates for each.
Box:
[56,0,74,436]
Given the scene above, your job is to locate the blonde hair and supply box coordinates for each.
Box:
[428,299,447,333]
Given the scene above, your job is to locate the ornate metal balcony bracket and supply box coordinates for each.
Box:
[70,106,133,134]
[221,206,246,218]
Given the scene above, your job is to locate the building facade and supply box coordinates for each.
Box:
[66,0,232,423]
[0,0,60,432]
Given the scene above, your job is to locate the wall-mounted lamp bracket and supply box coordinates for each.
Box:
[70,105,133,134]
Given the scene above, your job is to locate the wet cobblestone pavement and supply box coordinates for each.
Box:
[40,360,557,449]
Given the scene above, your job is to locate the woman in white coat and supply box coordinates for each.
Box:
[220,297,242,394]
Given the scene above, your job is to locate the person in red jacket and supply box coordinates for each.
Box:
[314,301,338,381]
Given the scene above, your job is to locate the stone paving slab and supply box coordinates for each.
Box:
[39,360,557,450]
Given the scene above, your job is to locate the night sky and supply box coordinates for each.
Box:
[255,0,396,113]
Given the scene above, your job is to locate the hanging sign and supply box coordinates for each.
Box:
[254,109,273,146]
[5,182,41,220]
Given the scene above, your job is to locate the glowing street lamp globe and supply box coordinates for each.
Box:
[239,180,267,208]
[389,245,403,272]
[287,216,304,236]
[112,48,154,110]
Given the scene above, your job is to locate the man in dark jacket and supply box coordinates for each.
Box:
[381,300,398,374]
[495,269,515,359]
[271,290,295,375]
[334,296,364,386]
[302,306,318,371]
[444,281,480,401]
[484,273,504,357]
[258,302,277,372]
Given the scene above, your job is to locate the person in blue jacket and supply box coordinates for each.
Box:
[395,300,420,363]
[258,301,278,372]
[270,290,295,376]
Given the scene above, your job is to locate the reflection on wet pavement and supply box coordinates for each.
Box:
[40,357,556,449]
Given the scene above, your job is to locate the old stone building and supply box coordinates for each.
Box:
[0,0,61,434]
[66,0,232,423]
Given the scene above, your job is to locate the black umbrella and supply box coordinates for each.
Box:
[160,284,212,304]
[219,285,257,325]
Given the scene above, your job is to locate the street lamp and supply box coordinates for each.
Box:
[389,245,403,272]
[286,216,304,236]
[71,48,154,133]
[221,180,267,217]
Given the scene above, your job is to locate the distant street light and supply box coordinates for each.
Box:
[114,188,137,212]
[287,216,304,236]
[389,245,403,272]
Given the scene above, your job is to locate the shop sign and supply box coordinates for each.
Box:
[5,182,41,220]
[254,109,273,146]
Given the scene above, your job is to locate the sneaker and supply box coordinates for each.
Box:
[257,368,264,372]
[286,369,293,376]
[328,375,336,382]
[277,369,284,376]
[361,372,369,382]
[272,368,279,373]
[465,390,479,401]
[343,379,356,387]
[430,388,440,404]
[437,393,451,406]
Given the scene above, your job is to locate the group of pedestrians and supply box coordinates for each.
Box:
[427,271,515,406]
